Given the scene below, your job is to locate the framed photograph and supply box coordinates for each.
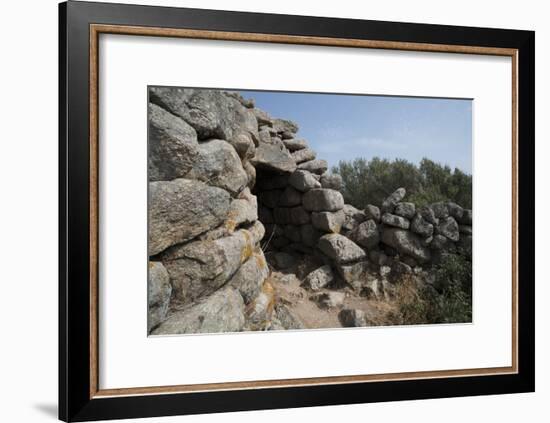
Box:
[59,1,535,421]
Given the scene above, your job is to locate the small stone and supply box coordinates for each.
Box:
[339,309,367,327]
[381,213,410,229]
[394,202,416,219]
[310,292,345,309]
[381,188,406,213]
[364,204,381,222]
[304,265,334,290]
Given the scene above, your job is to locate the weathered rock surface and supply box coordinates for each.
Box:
[381,228,431,263]
[225,188,258,231]
[437,216,460,241]
[447,202,464,220]
[272,118,298,134]
[303,189,345,212]
[291,148,316,164]
[186,139,248,196]
[311,210,345,233]
[161,229,256,303]
[152,287,245,335]
[148,262,172,332]
[411,213,434,237]
[349,219,380,249]
[381,188,406,213]
[320,173,343,190]
[304,265,334,290]
[341,205,367,232]
[251,142,297,174]
[419,205,439,225]
[381,213,410,229]
[394,202,416,219]
[300,224,321,247]
[229,252,269,304]
[337,261,370,286]
[283,138,308,151]
[148,103,199,181]
[364,204,381,222]
[318,234,366,263]
[278,186,302,207]
[274,304,305,330]
[288,170,322,192]
[150,87,259,142]
[460,209,473,225]
[297,159,328,174]
[149,179,231,256]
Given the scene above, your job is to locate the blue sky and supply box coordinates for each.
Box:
[239,90,472,174]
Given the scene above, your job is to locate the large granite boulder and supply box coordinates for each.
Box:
[152,287,245,335]
[381,227,431,263]
[160,229,256,303]
[317,234,366,263]
[149,179,231,256]
[251,142,297,174]
[229,251,269,304]
[147,262,172,332]
[148,103,199,181]
[186,139,248,196]
[303,189,344,212]
[149,87,259,143]
[311,210,345,233]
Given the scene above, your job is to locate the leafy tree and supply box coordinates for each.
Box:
[332,157,471,209]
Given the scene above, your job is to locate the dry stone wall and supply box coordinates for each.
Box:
[147,88,472,334]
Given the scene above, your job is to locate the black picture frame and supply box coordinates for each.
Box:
[59,1,535,421]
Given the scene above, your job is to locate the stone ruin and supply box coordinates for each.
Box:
[147,88,472,334]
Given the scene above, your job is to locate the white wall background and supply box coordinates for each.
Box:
[0,0,545,422]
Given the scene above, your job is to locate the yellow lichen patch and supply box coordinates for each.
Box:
[261,279,276,316]
[253,252,267,270]
[240,230,254,263]
[224,209,239,233]
[148,262,155,269]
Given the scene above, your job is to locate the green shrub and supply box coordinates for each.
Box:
[394,252,472,325]
[332,157,472,209]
